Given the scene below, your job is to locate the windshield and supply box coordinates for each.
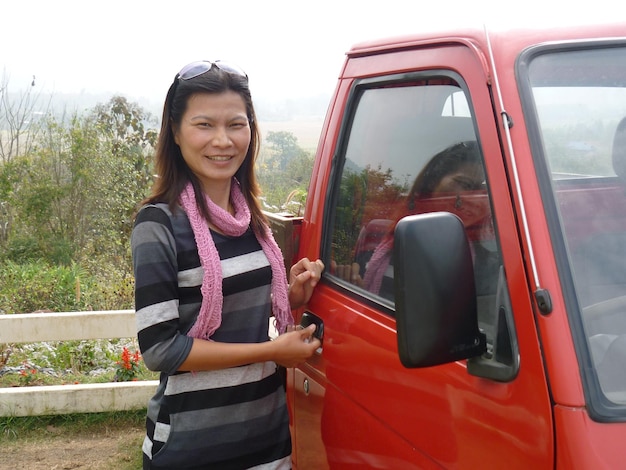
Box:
[527,44,626,412]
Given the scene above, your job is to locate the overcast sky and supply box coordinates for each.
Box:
[1,0,620,106]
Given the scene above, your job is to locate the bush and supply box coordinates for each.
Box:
[0,261,77,314]
[0,257,134,315]
[78,253,134,311]
[1,236,45,263]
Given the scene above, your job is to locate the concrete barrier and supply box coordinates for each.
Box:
[0,310,137,343]
[0,310,157,417]
[0,381,157,417]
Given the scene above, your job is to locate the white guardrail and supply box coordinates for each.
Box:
[0,310,158,417]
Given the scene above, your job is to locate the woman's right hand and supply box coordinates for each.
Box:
[271,324,320,368]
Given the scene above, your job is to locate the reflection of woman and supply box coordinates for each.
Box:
[363,141,485,298]
[408,141,484,198]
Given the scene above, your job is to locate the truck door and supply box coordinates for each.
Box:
[291,44,554,469]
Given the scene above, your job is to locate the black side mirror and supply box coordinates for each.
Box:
[394,212,486,367]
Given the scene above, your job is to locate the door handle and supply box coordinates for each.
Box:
[300,311,324,353]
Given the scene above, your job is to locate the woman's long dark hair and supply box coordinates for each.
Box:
[409,141,483,198]
[142,65,267,235]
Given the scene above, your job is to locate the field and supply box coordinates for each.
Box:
[259,118,324,151]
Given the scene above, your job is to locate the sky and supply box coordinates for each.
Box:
[1,0,621,108]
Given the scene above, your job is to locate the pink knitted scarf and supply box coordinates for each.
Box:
[178,180,293,340]
[363,236,394,295]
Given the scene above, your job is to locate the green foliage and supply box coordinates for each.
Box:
[53,340,99,373]
[89,96,157,260]
[0,259,135,315]
[2,235,44,262]
[92,96,158,151]
[0,95,152,315]
[0,158,29,201]
[0,261,88,314]
[332,164,406,264]
[3,234,76,266]
[78,252,135,311]
[258,131,314,214]
[0,99,313,325]
[0,95,155,270]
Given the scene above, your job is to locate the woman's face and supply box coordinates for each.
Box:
[432,162,484,194]
[433,161,487,227]
[174,91,251,192]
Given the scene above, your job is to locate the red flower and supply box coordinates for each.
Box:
[114,346,142,382]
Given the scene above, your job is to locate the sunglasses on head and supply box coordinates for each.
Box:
[177,60,248,81]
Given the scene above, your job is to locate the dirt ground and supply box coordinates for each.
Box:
[0,423,144,470]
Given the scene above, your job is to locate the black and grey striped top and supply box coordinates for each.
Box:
[132,203,291,470]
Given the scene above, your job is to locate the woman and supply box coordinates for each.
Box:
[131,60,324,470]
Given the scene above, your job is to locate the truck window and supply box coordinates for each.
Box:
[327,75,513,372]
[525,45,626,408]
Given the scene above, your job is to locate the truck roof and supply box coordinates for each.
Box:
[346,21,626,58]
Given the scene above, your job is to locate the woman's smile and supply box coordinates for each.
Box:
[207,155,234,161]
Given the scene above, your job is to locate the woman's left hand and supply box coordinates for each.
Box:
[288,257,325,309]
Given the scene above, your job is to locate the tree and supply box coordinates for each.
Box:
[0,71,51,164]
[266,130,304,170]
[89,96,157,258]
[92,96,157,153]
[258,131,313,214]
[0,73,53,249]
[0,96,156,313]
[8,113,106,264]
[332,164,406,264]
[3,96,157,267]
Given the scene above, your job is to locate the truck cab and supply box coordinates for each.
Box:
[274,22,626,468]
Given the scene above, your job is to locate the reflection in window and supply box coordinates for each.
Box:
[328,79,507,367]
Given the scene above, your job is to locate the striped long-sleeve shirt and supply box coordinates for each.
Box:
[132,203,291,470]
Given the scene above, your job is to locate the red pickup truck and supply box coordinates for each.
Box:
[269,21,626,468]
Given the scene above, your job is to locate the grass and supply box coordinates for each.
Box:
[0,410,144,439]
[0,410,145,470]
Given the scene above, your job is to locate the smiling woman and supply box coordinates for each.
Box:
[130,60,324,470]
[173,91,251,208]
